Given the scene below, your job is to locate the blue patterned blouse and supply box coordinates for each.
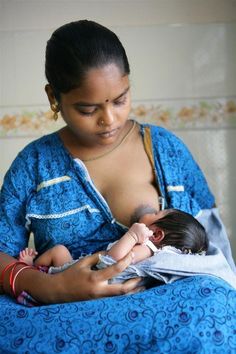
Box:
[1,123,236,354]
[0,123,214,259]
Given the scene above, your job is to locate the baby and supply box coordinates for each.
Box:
[19,208,208,271]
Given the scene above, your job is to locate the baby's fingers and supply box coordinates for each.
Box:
[147,229,153,237]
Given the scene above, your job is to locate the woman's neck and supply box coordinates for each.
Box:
[58,120,135,160]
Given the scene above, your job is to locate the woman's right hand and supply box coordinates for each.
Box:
[40,251,145,303]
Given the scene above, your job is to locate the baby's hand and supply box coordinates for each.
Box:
[128,223,153,244]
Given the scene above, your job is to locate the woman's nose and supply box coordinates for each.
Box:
[98,107,115,126]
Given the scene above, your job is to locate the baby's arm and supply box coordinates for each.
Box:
[130,244,153,264]
[107,223,153,262]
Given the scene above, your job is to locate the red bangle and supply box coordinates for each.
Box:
[8,261,29,296]
[0,261,17,286]
[11,265,35,297]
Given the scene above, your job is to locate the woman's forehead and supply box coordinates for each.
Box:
[60,63,129,105]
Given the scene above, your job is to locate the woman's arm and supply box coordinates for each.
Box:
[0,251,145,303]
[0,147,145,304]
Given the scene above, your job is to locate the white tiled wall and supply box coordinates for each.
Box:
[116,23,236,100]
[178,129,236,257]
[0,0,236,259]
[1,23,236,106]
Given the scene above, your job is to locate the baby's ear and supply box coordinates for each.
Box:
[153,228,165,244]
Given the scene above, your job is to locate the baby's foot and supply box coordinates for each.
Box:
[19,248,38,265]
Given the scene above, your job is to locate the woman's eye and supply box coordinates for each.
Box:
[75,106,97,116]
[79,111,95,116]
[114,96,127,106]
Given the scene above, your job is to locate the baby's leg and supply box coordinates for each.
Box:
[34,245,73,267]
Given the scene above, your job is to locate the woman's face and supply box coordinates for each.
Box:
[56,63,131,148]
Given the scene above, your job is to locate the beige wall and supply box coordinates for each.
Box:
[1,0,236,29]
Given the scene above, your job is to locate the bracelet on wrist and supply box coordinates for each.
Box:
[10,265,36,297]
[1,261,35,298]
[0,261,17,286]
[1,261,41,305]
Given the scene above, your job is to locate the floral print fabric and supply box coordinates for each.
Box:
[1,276,236,353]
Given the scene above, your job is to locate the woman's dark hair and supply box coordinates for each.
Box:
[45,20,130,100]
[152,209,208,253]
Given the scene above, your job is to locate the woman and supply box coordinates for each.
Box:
[0,20,235,352]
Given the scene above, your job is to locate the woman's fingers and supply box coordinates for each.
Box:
[112,277,145,295]
[78,251,105,268]
[90,251,133,283]
[58,251,145,301]
[96,277,146,297]
[74,251,134,285]
[77,251,133,282]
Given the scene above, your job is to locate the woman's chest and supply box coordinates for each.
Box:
[85,138,160,226]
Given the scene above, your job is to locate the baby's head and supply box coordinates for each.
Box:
[139,208,208,254]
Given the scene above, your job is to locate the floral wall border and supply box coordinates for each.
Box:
[0,97,235,137]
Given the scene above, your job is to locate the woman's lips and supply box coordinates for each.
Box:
[97,127,119,138]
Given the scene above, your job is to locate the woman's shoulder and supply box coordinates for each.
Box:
[140,122,175,135]
[18,132,61,157]
[140,122,184,146]
[4,132,66,183]
[2,132,69,197]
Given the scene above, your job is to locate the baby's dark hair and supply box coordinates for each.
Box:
[152,209,208,254]
[45,20,130,100]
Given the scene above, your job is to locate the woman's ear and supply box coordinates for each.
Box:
[45,84,56,105]
[152,228,165,245]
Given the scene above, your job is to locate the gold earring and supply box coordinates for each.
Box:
[51,103,59,121]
